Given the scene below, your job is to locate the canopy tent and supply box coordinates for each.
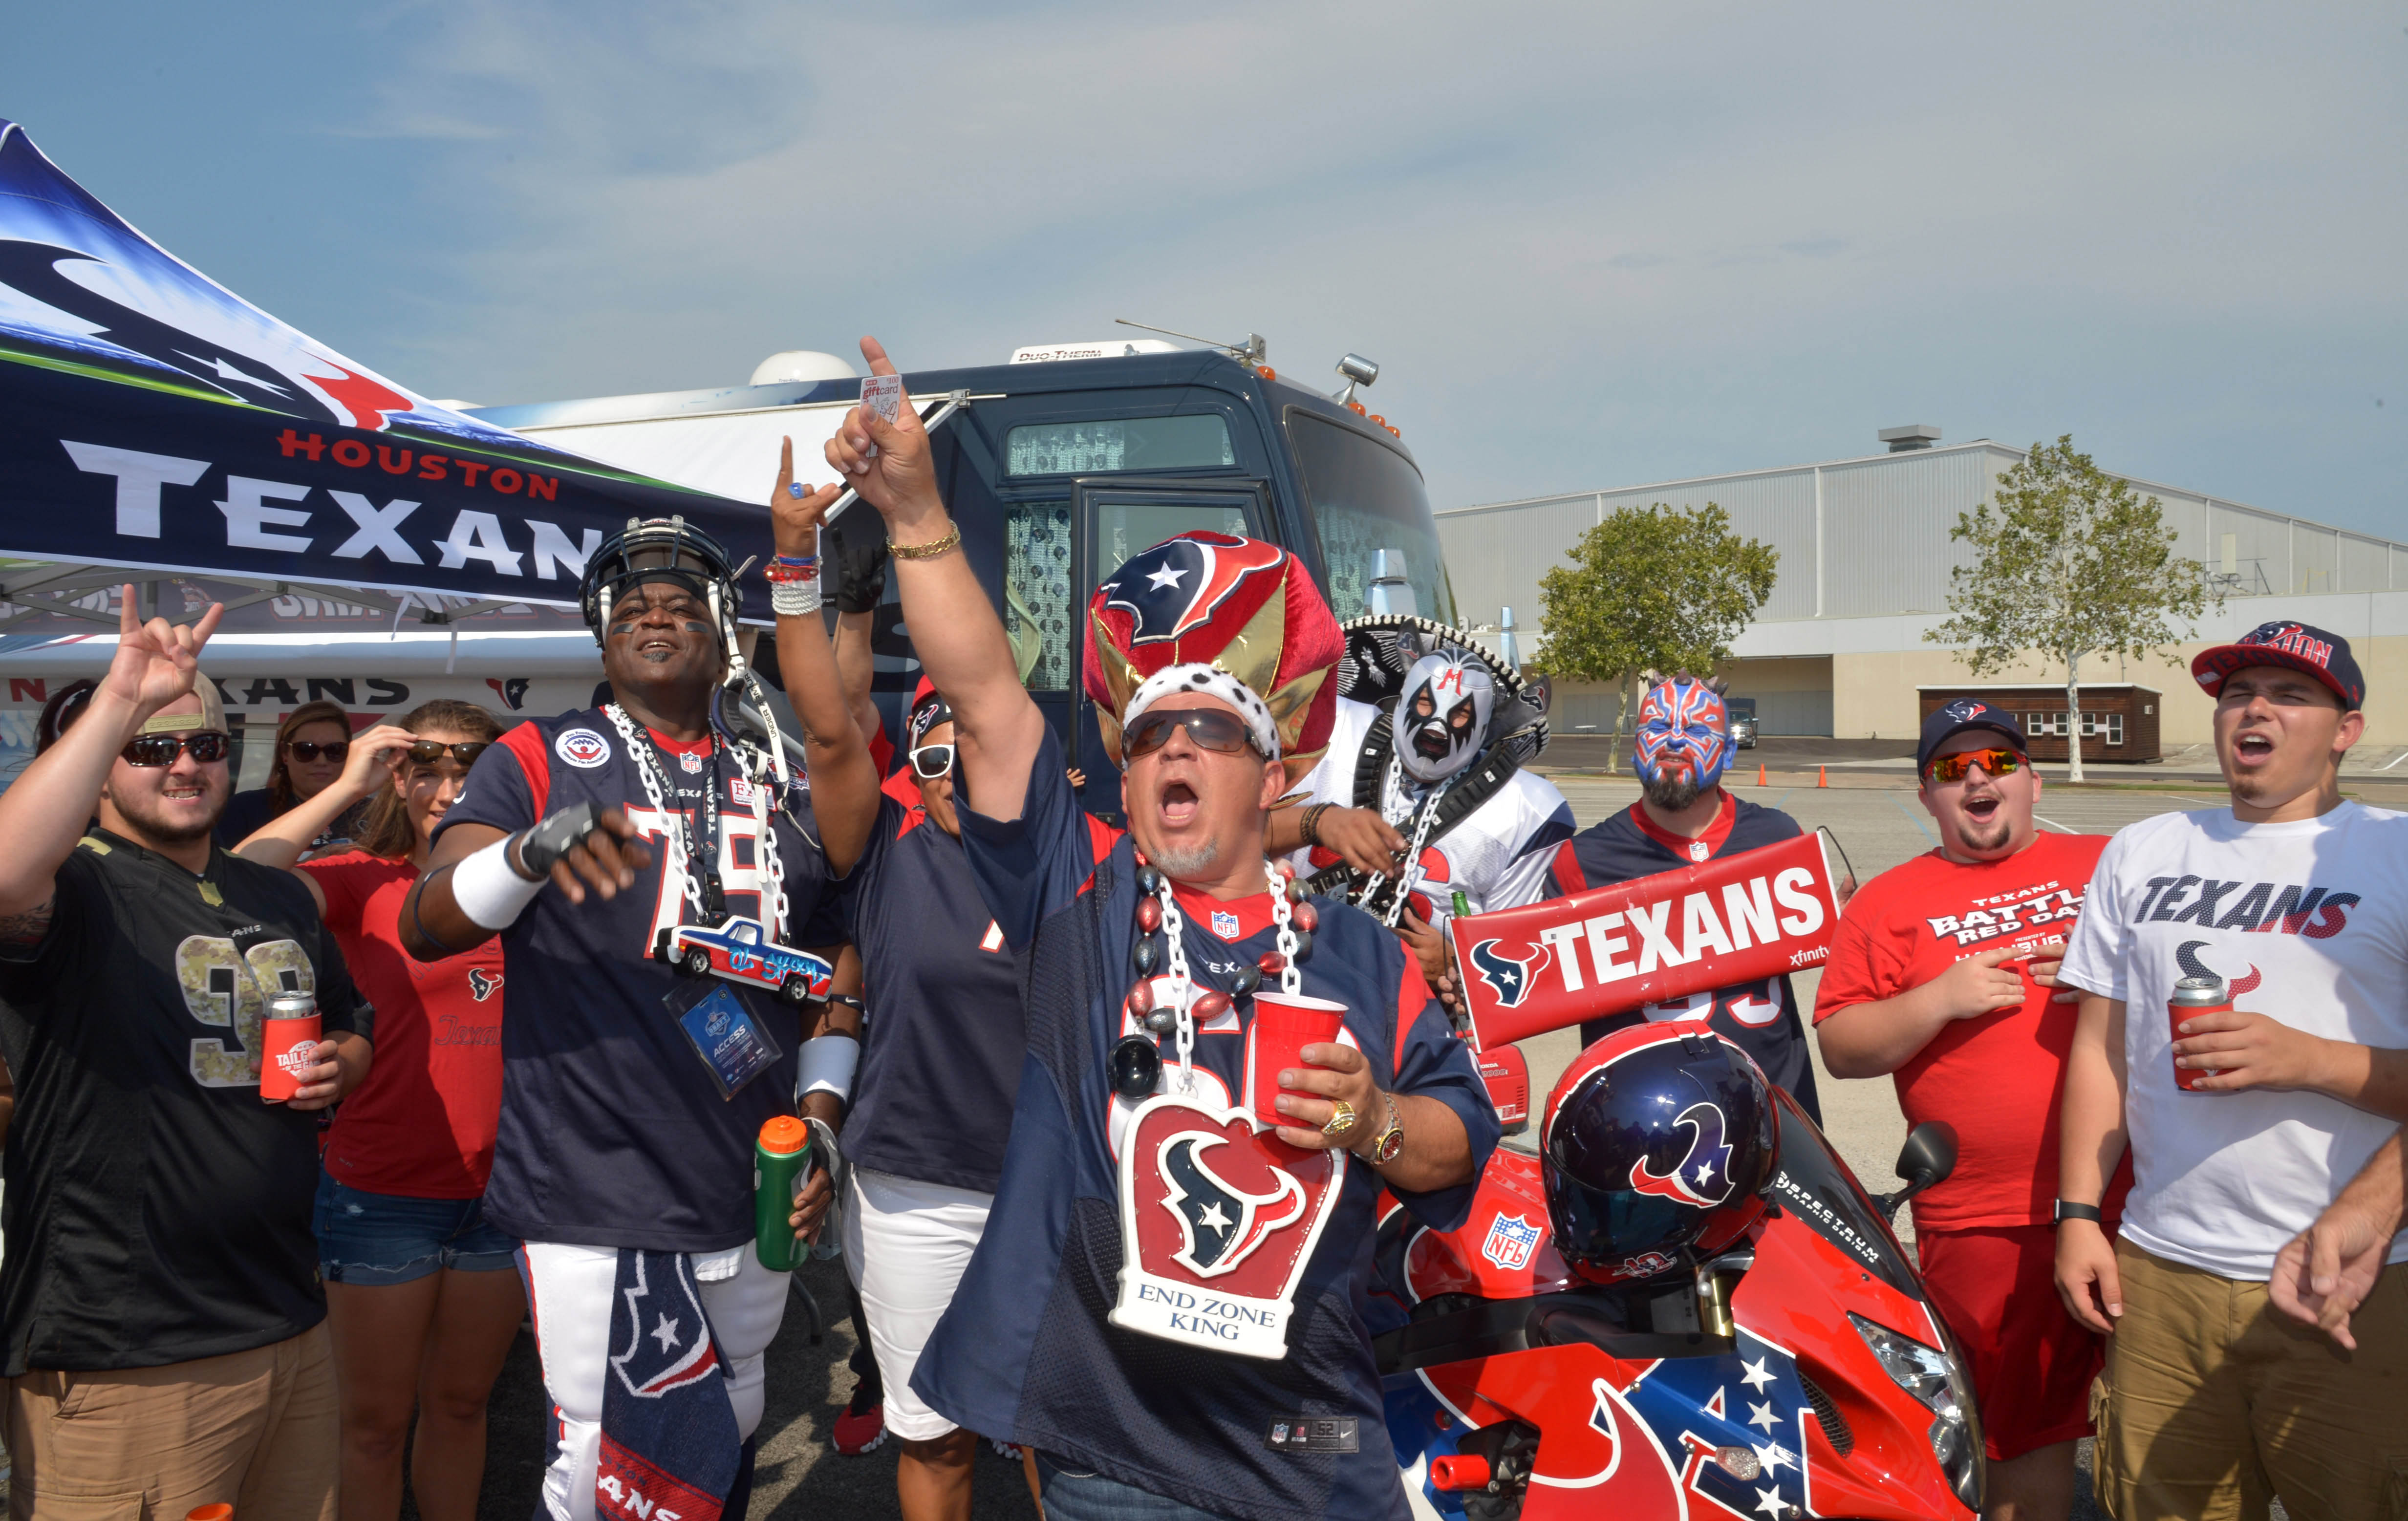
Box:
[0,118,776,628]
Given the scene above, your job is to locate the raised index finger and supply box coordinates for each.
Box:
[860,335,896,376]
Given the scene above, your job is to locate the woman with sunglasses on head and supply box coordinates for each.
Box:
[218,699,370,853]
[837,678,1111,1521]
[234,700,518,1521]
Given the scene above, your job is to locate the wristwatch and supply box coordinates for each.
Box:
[1356,1092,1405,1166]
[2053,1200,2104,1225]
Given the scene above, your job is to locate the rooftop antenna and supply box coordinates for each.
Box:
[1114,318,1267,368]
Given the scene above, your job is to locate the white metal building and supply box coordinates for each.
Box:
[1437,430,2408,749]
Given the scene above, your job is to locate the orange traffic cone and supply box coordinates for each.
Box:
[1817,766,1828,788]
[1756,764,1767,786]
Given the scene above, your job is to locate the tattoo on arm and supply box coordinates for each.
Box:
[0,895,56,949]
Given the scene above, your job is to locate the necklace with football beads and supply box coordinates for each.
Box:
[1109,854,1320,1101]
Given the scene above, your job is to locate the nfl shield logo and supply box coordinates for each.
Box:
[680,750,705,774]
[1689,839,1710,862]
[1481,1211,1542,1271]
[1212,909,1241,940]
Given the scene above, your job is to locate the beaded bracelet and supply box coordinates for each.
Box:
[771,579,822,616]
[764,555,821,585]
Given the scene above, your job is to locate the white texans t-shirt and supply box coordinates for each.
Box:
[2059,800,2408,1279]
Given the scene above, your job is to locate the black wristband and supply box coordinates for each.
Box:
[517,801,602,877]
[2053,1200,2104,1225]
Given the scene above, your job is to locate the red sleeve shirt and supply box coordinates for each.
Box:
[1812,831,2131,1231]
[298,852,509,1199]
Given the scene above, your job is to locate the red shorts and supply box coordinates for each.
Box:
[1916,1222,2107,1462]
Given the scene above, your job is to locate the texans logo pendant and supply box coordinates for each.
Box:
[1112,1094,1345,1361]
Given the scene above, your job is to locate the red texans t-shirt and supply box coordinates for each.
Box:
[301,852,509,1199]
[1812,831,2131,1232]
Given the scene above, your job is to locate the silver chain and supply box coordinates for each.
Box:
[602,703,791,936]
[1363,750,1454,927]
[740,744,792,938]
[1152,858,1298,1095]
[603,703,708,918]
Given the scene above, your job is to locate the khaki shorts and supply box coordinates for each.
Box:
[5,1323,337,1521]
[2093,1240,2408,1521]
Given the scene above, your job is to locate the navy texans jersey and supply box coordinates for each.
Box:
[435,708,839,1252]
[1551,793,1822,1124]
[910,727,1500,1521]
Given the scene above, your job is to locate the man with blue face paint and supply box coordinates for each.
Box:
[1539,672,1831,1121]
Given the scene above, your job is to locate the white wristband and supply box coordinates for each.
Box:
[797,1033,860,1106]
[450,835,545,930]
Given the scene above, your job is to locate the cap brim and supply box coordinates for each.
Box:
[1917,719,2028,773]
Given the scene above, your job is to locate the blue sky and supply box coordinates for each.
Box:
[6,2,2402,536]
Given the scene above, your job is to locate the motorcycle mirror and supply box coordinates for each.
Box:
[1875,1121,1959,1221]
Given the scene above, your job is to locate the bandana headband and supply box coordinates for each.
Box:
[1120,663,1279,766]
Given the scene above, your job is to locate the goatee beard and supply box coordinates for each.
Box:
[1641,772,1702,813]
[1151,839,1222,879]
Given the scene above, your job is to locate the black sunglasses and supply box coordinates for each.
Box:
[407,740,492,768]
[908,743,955,780]
[1124,707,1260,761]
[124,732,230,767]
[285,739,349,763]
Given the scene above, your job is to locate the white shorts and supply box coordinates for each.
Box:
[518,1240,789,1521]
[841,1167,995,1443]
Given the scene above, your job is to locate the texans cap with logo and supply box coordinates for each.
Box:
[1915,696,2028,775]
[2190,621,2365,711]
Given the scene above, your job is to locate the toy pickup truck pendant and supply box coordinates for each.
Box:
[652,916,833,1007]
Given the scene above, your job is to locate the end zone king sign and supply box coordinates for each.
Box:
[1449,834,1844,1048]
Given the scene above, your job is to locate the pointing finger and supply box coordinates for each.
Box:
[861,335,896,376]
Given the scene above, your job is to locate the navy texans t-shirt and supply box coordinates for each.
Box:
[435,708,839,1252]
[841,794,1113,1194]
[1551,791,1822,1122]
[911,728,1500,1521]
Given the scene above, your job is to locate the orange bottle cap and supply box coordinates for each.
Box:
[758,1115,809,1154]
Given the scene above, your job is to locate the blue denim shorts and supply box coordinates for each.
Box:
[313,1171,520,1286]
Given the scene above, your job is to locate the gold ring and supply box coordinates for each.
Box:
[1321,1101,1356,1137]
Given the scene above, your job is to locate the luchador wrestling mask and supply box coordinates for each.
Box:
[1633,676,1731,790]
[1396,652,1496,784]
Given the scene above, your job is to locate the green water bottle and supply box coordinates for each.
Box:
[1451,889,1473,921]
[753,1115,813,1271]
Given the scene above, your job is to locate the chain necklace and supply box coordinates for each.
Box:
[605,702,774,929]
[1362,751,1456,927]
[1128,857,1313,1095]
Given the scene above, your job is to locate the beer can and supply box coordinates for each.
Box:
[2168,975,2229,1093]
[260,992,323,1103]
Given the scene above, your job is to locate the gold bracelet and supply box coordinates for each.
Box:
[886,521,962,560]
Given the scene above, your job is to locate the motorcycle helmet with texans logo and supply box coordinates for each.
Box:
[1541,1020,1778,1284]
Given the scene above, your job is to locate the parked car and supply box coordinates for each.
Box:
[1729,696,1759,749]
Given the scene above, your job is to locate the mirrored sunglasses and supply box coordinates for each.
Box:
[1123,707,1258,761]
[909,743,956,780]
[124,732,230,767]
[1924,746,2022,784]
[286,739,349,762]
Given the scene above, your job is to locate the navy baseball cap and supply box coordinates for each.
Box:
[2191,621,2364,710]
[1916,698,2028,775]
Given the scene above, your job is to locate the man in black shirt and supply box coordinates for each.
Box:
[0,589,370,1520]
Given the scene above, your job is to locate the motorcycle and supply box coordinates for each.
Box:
[1376,1099,1979,1520]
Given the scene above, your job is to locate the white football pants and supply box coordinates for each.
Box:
[518,1240,790,1521]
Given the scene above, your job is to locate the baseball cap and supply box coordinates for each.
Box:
[136,672,228,736]
[1916,697,2028,775]
[2190,621,2364,710]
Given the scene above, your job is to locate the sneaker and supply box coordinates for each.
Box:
[833,1392,885,1456]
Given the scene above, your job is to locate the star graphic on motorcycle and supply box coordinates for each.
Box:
[1198,1202,1231,1234]
[1754,1485,1786,1517]
[1746,1399,1779,1432]
[1753,1442,1795,1474]
[1694,1158,1717,1186]
[1739,1356,1775,1392]
[651,1315,680,1354]
[1146,564,1188,591]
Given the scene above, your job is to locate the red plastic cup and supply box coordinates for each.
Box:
[258,1012,323,1103]
[2169,977,2230,1093]
[1249,990,1346,1126]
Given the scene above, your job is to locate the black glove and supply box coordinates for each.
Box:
[515,801,602,877]
[824,507,890,615]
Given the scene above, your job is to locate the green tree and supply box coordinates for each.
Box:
[1926,435,2218,783]
[1538,502,1780,771]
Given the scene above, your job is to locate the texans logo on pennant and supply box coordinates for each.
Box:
[1112,1095,1345,1360]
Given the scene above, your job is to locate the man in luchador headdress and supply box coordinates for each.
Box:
[1546,671,1830,1122]
[821,340,1497,1521]
[1266,617,1571,985]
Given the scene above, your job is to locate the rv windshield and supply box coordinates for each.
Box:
[1285,411,1455,625]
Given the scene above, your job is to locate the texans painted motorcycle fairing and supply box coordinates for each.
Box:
[1374,1098,1980,1520]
